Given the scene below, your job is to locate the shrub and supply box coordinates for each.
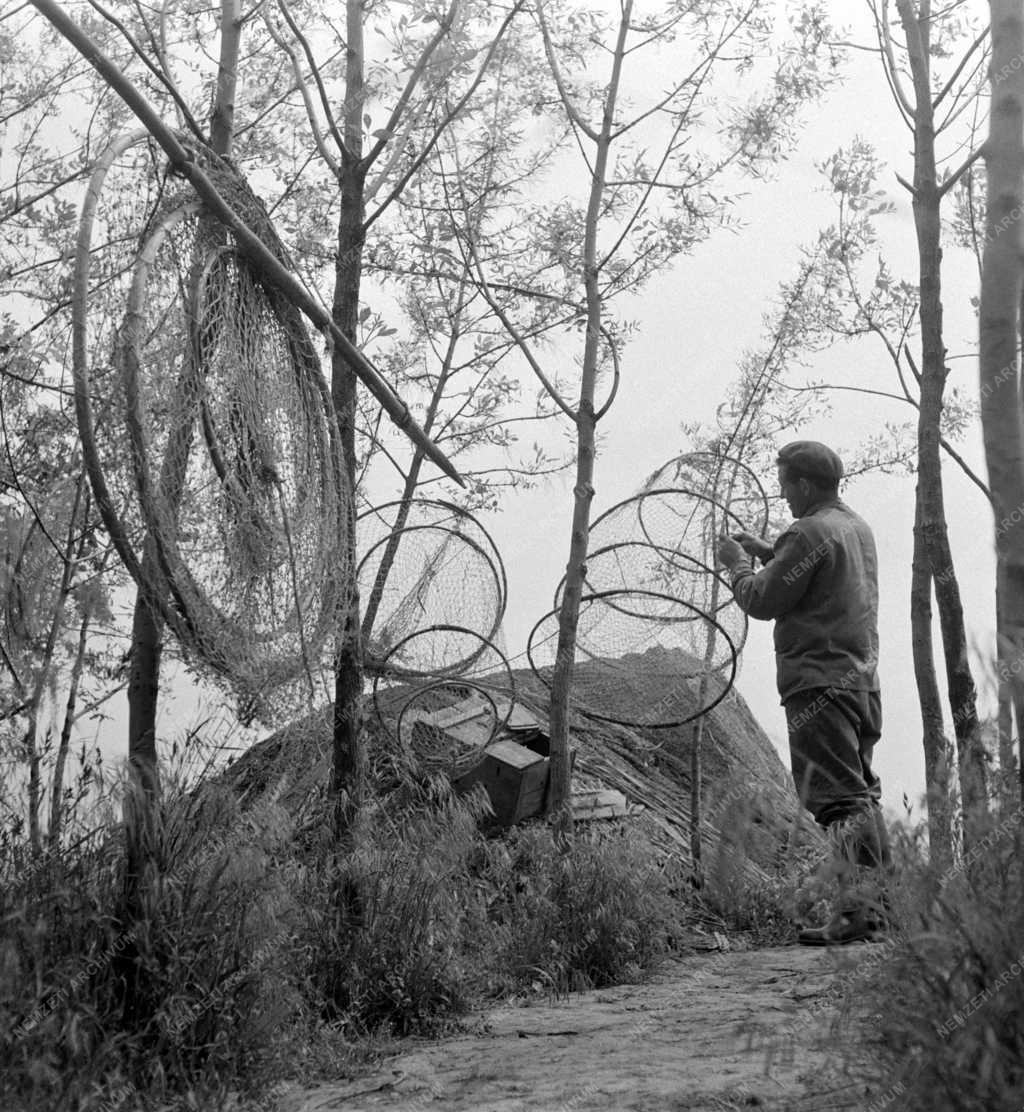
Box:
[854,810,1024,1112]
[476,823,685,996]
[699,795,828,945]
[302,782,485,1037]
[1,775,312,1111]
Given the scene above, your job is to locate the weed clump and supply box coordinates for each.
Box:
[851,809,1024,1112]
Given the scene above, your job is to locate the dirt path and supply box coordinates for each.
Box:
[277,944,889,1112]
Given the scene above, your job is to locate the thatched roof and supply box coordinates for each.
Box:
[217,647,822,878]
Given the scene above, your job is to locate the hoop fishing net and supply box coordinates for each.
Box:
[74,137,351,722]
[643,451,770,539]
[526,590,736,727]
[553,540,747,657]
[525,450,768,728]
[395,681,505,777]
[357,499,507,673]
[372,626,514,771]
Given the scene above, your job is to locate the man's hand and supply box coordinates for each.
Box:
[716,534,745,571]
[731,531,774,564]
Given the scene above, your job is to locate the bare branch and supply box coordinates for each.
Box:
[263,7,341,176]
[275,0,350,162]
[896,171,916,194]
[84,0,205,141]
[936,143,985,199]
[872,0,917,126]
[534,0,599,142]
[932,22,989,109]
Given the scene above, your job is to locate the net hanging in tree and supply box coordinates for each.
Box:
[73,135,352,722]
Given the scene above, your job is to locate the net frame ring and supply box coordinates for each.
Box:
[644,451,771,539]
[525,589,738,728]
[356,521,506,669]
[396,679,503,777]
[356,498,509,623]
[370,623,515,715]
[552,540,740,621]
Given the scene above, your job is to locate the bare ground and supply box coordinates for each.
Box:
[276,943,889,1112]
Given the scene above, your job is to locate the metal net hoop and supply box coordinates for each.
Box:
[526,589,737,728]
[395,680,506,777]
[643,451,770,539]
[372,625,515,747]
[588,487,745,562]
[371,623,512,683]
[554,540,734,617]
[552,540,748,658]
[357,498,506,583]
[356,500,507,672]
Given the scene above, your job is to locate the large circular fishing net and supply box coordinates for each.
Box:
[526,590,736,727]
[553,540,747,657]
[356,499,511,770]
[357,499,507,674]
[526,452,767,728]
[395,681,503,777]
[372,626,515,772]
[643,451,770,539]
[74,135,351,721]
[587,489,748,647]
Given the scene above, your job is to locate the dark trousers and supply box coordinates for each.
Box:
[784,686,891,872]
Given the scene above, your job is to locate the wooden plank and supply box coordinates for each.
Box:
[410,692,492,731]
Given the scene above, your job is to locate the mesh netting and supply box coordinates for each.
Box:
[643,451,770,538]
[526,448,769,727]
[527,590,736,727]
[590,487,745,563]
[371,625,515,770]
[357,499,506,673]
[395,680,506,777]
[75,139,350,722]
[553,541,747,657]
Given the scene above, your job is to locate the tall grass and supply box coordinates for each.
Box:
[849,807,1024,1112]
[1,758,689,1109]
[474,823,686,997]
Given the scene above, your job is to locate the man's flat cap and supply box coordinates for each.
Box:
[776,440,844,486]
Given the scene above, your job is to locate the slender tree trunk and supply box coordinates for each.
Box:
[981,1,1024,813]
[546,0,632,844]
[49,604,91,848]
[361,302,466,645]
[24,477,86,852]
[125,0,241,821]
[120,1,240,1025]
[996,585,1016,814]
[898,0,987,852]
[911,505,954,870]
[330,0,368,843]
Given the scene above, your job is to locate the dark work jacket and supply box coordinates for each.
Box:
[727,498,880,703]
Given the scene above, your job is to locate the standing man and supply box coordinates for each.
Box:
[716,440,892,945]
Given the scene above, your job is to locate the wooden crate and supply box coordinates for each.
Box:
[453,738,550,828]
